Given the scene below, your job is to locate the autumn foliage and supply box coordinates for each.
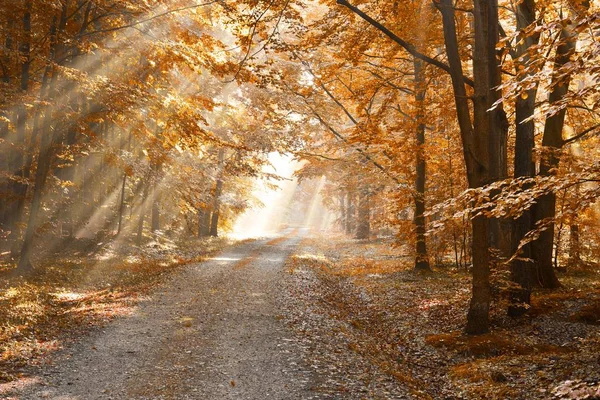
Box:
[1,0,600,392]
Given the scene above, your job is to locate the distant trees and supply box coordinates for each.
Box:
[0,0,291,273]
[267,0,600,334]
[2,0,599,335]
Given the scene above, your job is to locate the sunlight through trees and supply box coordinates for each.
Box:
[1,1,600,394]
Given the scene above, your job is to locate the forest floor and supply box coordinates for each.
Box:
[0,229,599,399]
[284,233,600,399]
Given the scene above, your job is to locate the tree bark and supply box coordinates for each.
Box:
[209,149,225,237]
[486,0,510,259]
[136,178,150,246]
[345,189,355,235]
[508,0,540,317]
[117,133,131,235]
[568,222,580,268]
[531,21,582,289]
[5,2,32,251]
[17,8,64,273]
[151,195,160,233]
[355,186,370,240]
[339,192,347,232]
[413,58,430,271]
[438,0,493,334]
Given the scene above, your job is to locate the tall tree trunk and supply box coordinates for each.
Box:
[136,178,150,246]
[568,221,580,268]
[117,133,131,235]
[438,0,492,334]
[486,0,510,259]
[0,17,13,85]
[508,0,540,316]
[345,189,355,235]
[117,171,128,235]
[465,0,506,334]
[339,191,346,232]
[151,192,160,233]
[151,165,161,234]
[531,18,584,289]
[199,207,211,237]
[0,23,13,227]
[413,58,430,270]
[355,185,370,240]
[17,8,64,273]
[5,2,32,251]
[209,149,225,237]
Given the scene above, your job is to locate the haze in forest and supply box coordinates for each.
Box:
[1,0,600,398]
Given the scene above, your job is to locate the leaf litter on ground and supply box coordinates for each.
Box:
[281,233,600,399]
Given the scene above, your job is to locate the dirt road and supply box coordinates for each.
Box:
[8,229,317,400]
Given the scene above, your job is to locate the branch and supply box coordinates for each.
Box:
[310,106,404,186]
[336,0,474,87]
[80,1,218,37]
[296,151,344,161]
[562,122,600,145]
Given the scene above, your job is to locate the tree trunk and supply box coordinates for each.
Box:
[209,149,225,237]
[199,208,212,237]
[508,0,539,317]
[17,10,63,273]
[117,133,131,235]
[5,2,32,251]
[355,186,370,240]
[117,170,128,235]
[136,178,150,246]
[339,192,346,232]
[151,166,160,233]
[486,0,510,259]
[151,193,160,233]
[438,0,493,334]
[568,222,580,268]
[531,21,582,289]
[413,58,430,271]
[345,189,355,235]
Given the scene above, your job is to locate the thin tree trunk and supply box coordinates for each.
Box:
[17,9,63,273]
[568,222,580,269]
[136,178,150,245]
[355,186,370,240]
[531,20,583,289]
[209,149,225,237]
[345,189,355,235]
[0,17,13,85]
[5,2,32,250]
[413,58,430,270]
[197,208,206,238]
[339,192,346,232]
[199,208,211,237]
[151,168,160,233]
[486,0,510,260]
[151,192,160,233]
[117,133,131,235]
[508,0,539,317]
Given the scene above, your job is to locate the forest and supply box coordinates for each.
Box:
[0,0,599,399]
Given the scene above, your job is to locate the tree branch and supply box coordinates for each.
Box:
[562,122,600,145]
[336,0,474,87]
[80,1,218,37]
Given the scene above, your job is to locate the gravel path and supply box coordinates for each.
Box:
[7,228,317,400]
